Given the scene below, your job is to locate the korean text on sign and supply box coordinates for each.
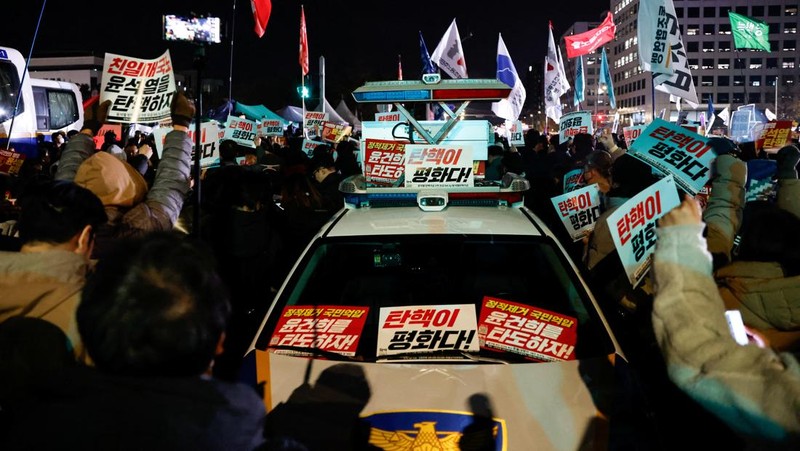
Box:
[364,139,406,187]
[321,122,352,144]
[607,174,681,287]
[153,122,223,168]
[269,305,369,357]
[224,116,257,148]
[478,296,577,362]
[550,184,601,241]
[404,144,474,188]
[259,120,284,137]
[377,304,479,356]
[100,51,176,123]
[558,111,593,145]
[628,119,713,195]
[0,149,26,175]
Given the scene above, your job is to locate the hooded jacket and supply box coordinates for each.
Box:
[55,131,192,258]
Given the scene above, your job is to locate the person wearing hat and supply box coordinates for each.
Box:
[54,91,195,259]
[309,150,343,215]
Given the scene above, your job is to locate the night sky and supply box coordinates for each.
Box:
[3,0,603,110]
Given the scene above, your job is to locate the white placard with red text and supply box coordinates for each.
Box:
[304,111,328,136]
[509,121,525,146]
[301,139,325,157]
[223,116,257,148]
[607,174,681,287]
[404,144,474,188]
[627,118,714,195]
[478,296,577,362]
[550,184,602,241]
[377,304,479,357]
[258,119,284,137]
[622,124,647,147]
[100,50,176,123]
[558,111,593,145]
[364,139,406,187]
[152,122,223,168]
[269,305,369,357]
[375,111,402,122]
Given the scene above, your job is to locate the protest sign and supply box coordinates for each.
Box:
[152,122,222,168]
[364,139,406,187]
[404,144,474,188]
[623,124,647,147]
[93,124,123,150]
[509,121,525,146]
[558,111,593,145]
[100,51,176,123]
[478,296,577,362]
[269,305,369,357]
[375,111,402,122]
[258,119,284,137]
[0,149,25,175]
[321,122,352,144]
[562,168,583,193]
[223,116,257,148]
[550,184,602,241]
[607,174,681,287]
[377,304,478,357]
[755,121,794,151]
[627,118,713,195]
[301,139,325,156]
[304,111,328,136]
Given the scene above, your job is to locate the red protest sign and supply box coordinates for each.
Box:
[269,305,369,357]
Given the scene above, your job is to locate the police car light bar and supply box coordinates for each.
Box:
[352,79,512,104]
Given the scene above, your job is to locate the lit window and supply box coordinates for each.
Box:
[785,25,797,34]
[783,40,797,51]
[749,58,762,69]
[687,25,700,36]
[783,59,796,69]
[786,6,798,16]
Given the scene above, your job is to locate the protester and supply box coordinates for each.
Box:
[309,151,344,214]
[651,194,800,449]
[1,232,266,450]
[54,91,195,259]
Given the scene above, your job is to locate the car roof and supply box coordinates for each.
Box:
[324,205,547,238]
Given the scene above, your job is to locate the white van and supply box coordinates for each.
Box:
[0,45,83,158]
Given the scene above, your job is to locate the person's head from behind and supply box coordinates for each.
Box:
[608,154,658,198]
[243,149,258,166]
[16,180,107,258]
[78,232,231,377]
[103,130,117,145]
[583,150,613,193]
[219,139,238,163]
[572,133,594,158]
[736,201,800,277]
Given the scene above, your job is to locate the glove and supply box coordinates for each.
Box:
[776,144,800,179]
[170,90,195,127]
[707,137,740,157]
[82,100,111,136]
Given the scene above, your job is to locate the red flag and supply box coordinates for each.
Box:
[299,6,309,76]
[564,12,616,58]
[398,55,403,80]
[251,0,272,38]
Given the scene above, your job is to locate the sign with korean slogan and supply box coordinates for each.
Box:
[756,121,794,151]
[321,122,352,144]
[223,116,257,148]
[622,124,647,147]
[478,297,577,362]
[375,111,402,122]
[269,305,369,357]
[152,122,222,168]
[508,121,525,146]
[301,139,325,157]
[627,118,713,195]
[364,139,406,187]
[92,123,122,150]
[550,184,602,242]
[607,174,681,287]
[562,168,583,193]
[377,304,479,357]
[100,50,176,123]
[558,111,593,145]
[258,119,284,137]
[404,144,474,188]
[304,111,328,135]
[0,149,25,175]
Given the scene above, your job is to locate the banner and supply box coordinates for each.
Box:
[153,122,223,168]
[491,33,526,121]
[573,55,585,107]
[607,174,681,287]
[627,119,713,195]
[223,116,257,148]
[599,48,616,109]
[320,122,352,143]
[651,0,698,106]
[269,305,369,357]
[377,304,478,357]
[729,11,771,51]
[100,50,176,123]
[550,184,602,241]
[364,139,406,187]
[299,6,309,75]
[544,23,567,124]
[431,19,469,79]
[404,144,474,188]
[623,124,647,147]
[637,0,673,75]
[558,111,593,145]
[478,296,577,362]
[565,11,616,58]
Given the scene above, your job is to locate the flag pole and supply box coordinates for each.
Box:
[228,0,236,103]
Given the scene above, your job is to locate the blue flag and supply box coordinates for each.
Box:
[573,55,585,107]
[706,95,715,131]
[419,31,437,75]
[599,48,616,109]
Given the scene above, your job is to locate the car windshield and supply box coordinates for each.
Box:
[0,60,22,122]
[255,234,616,363]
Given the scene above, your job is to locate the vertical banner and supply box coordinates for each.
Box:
[627,119,713,195]
[607,175,681,287]
[269,305,369,357]
[652,0,699,106]
[558,111,593,144]
[364,139,406,187]
[223,116,258,148]
[404,144,474,188]
[100,51,176,123]
[377,304,479,357]
[550,184,602,241]
[153,122,222,168]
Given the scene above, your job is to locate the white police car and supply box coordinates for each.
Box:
[243,173,650,449]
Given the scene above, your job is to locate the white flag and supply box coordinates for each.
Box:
[544,23,567,124]
[557,43,570,93]
[638,0,673,76]
[431,19,469,79]
[765,108,777,121]
[650,0,699,107]
[492,34,526,121]
[717,106,731,126]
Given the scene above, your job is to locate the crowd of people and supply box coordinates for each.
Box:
[1,87,799,449]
